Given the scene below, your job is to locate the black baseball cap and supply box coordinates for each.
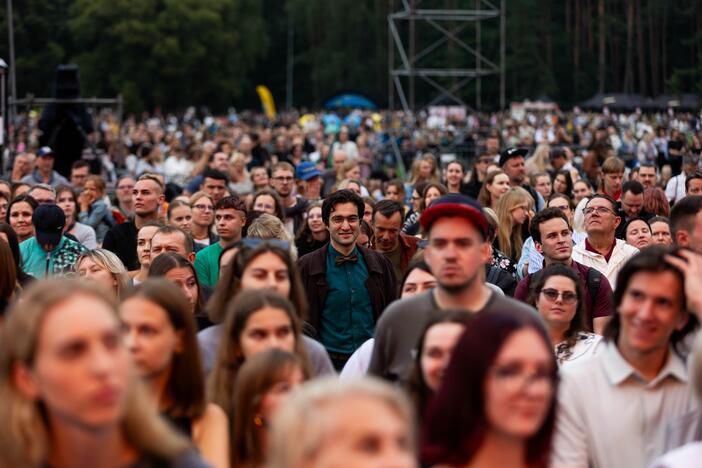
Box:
[499,147,528,167]
[419,193,488,238]
[33,204,65,247]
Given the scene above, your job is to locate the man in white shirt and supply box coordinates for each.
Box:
[572,194,638,289]
[552,246,700,468]
[666,154,700,204]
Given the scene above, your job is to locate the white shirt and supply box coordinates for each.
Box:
[665,173,688,204]
[651,442,702,468]
[552,342,696,468]
[571,238,638,290]
[556,332,603,369]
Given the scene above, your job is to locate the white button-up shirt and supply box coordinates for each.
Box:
[552,341,696,468]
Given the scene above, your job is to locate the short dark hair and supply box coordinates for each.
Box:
[670,195,702,239]
[152,225,194,254]
[585,193,618,213]
[373,199,404,220]
[649,215,670,227]
[604,246,698,355]
[639,161,657,171]
[202,168,229,183]
[622,180,644,196]
[71,160,90,171]
[215,195,248,214]
[321,189,364,226]
[685,172,702,192]
[529,207,570,244]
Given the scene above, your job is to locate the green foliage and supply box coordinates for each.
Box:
[68,0,268,112]
[3,0,702,111]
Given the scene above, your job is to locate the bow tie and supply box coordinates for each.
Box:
[335,253,358,266]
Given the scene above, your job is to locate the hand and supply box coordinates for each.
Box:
[77,191,95,211]
[665,249,702,321]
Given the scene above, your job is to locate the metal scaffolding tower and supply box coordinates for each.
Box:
[388,0,505,112]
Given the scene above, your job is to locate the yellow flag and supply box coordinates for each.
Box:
[256,85,277,119]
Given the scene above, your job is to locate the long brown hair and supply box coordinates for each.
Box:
[0,279,190,466]
[232,349,309,467]
[208,290,309,420]
[207,243,308,324]
[149,252,205,316]
[123,279,206,419]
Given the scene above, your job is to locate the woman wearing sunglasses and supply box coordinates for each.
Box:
[528,264,602,367]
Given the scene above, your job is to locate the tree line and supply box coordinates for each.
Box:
[1,0,701,113]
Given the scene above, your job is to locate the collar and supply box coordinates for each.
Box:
[584,237,616,257]
[601,341,688,387]
[327,242,358,259]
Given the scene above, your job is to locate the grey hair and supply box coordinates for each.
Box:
[266,377,415,468]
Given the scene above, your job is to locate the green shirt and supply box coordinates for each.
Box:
[194,242,223,287]
[320,244,374,354]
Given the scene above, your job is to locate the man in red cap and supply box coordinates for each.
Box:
[368,193,539,381]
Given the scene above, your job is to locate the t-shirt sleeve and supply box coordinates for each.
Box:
[513,276,530,302]
[593,273,614,318]
[194,250,211,287]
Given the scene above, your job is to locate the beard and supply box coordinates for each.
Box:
[438,270,480,294]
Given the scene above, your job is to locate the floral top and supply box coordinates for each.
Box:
[555,332,603,368]
[491,248,517,276]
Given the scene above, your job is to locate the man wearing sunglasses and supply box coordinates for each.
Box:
[514,207,613,334]
[572,194,639,289]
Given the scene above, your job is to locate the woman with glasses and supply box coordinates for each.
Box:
[189,192,218,248]
[528,264,602,367]
[422,308,558,468]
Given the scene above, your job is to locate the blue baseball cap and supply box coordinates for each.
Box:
[296,162,321,181]
[37,146,54,158]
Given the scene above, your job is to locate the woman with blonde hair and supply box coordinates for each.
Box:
[336,159,362,184]
[0,278,206,467]
[495,187,533,262]
[525,143,551,175]
[246,213,298,260]
[229,152,253,195]
[409,153,439,186]
[76,248,131,298]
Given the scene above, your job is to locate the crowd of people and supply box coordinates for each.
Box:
[2,106,702,467]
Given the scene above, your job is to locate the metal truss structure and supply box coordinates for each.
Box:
[388,0,506,112]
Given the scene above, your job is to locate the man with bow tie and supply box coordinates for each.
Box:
[298,189,397,370]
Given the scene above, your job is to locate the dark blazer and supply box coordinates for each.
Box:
[297,243,398,335]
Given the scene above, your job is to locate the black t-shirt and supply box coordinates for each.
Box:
[102,221,139,270]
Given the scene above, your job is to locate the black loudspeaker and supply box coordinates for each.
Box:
[38,64,93,177]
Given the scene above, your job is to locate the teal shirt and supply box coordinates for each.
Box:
[20,236,87,278]
[194,242,223,287]
[320,244,374,354]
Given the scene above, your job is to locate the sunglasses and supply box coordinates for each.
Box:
[540,288,577,304]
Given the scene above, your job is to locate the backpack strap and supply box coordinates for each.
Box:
[587,267,602,307]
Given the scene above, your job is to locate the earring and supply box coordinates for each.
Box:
[254,415,264,427]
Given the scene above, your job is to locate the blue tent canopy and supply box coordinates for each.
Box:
[323,93,378,110]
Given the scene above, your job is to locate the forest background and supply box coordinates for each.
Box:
[1,0,701,112]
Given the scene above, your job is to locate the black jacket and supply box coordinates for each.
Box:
[297,244,398,336]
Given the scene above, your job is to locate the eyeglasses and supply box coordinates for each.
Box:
[330,215,360,226]
[490,365,556,392]
[272,176,294,183]
[583,206,615,216]
[540,288,577,304]
[240,237,291,251]
[551,204,570,212]
[193,204,213,212]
